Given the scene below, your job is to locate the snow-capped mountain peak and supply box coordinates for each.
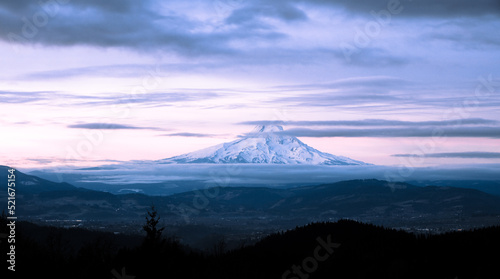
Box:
[252,125,284,133]
[160,125,369,165]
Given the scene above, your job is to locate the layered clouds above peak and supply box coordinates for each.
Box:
[238,118,500,139]
[239,118,499,127]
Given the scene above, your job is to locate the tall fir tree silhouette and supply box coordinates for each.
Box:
[142,204,165,248]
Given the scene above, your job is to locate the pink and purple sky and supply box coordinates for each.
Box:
[1,0,499,169]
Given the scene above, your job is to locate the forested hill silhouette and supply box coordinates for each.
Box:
[3,213,499,279]
[217,220,500,278]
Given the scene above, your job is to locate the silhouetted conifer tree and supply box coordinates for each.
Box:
[142,204,165,248]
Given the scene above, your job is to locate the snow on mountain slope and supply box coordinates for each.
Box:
[159,125,369,165]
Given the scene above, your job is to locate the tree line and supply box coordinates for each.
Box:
[1,207,499,279]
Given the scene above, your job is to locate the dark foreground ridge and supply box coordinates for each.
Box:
[2,214,500,279]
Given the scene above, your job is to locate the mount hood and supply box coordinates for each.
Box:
[159,125,369,165]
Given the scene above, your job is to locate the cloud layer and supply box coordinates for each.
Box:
[297,0,500,17]
[393,152,500,159]
[280,127,500,138]
[2,0,499,168]
[0,0,280,56]
[68,123,158,130]
[240,118,498,127]
[162,132,220,138]
[240,118,500,139]
[2,0,498,58]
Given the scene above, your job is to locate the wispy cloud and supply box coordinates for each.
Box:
[0,90,58,103]
[393,152,500,159]
[240,117,500,139]
[68,123,159,130]
[226,2,308,25]
[24,157,126,166]
[269,77,500,111]
[240,118,498,127]
[0,89,222,108]
[21,64,158,80]
[336,48,410,68]
[422,19,500,51]
[279,126,500,138]
[161,132,220,138]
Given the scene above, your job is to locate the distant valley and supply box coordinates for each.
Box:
[2,166,500,248]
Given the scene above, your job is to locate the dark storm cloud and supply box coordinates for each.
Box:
[279,126,500,138]
[68,123,158,130]
[393,152,500,159]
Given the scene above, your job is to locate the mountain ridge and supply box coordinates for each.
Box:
[4,167,500,231]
